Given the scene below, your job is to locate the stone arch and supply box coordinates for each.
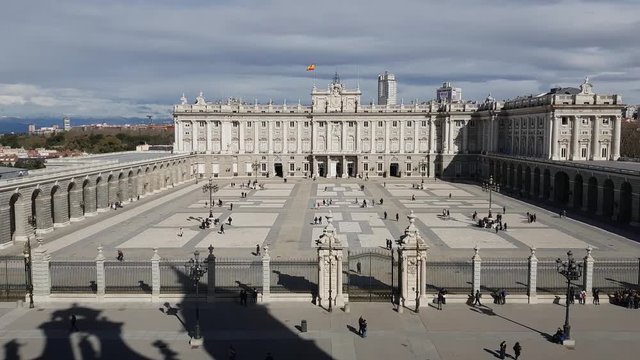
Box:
[618,182,632,224]
[31,188,41,230]
[553,171,570,205]
[573,174,583,209]
[82,178,90,215]
[107,174,117,204]
[542,169,551,200]
[9,192,27,242]
[533,168,541,197]
[143,167,150,195]
[117,172,126,202]
[127,170,134,201]
[508,163,515,189]
[587,177,598,213]
[96,176,107,211]
[50,185,59,224]
[602,179,614,218]
[67,181,76,221]
[524,166,531,195]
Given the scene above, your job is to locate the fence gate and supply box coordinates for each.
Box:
[0,256,27,301]
[346,249,398,302]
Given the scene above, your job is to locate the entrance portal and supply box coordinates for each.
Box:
[347,162,354,177]
[336,162,343,178]
[274,163,283,177]
[318,163,326,177]
[390,163,399,177]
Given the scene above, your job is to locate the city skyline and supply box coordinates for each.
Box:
[0,0,638,118]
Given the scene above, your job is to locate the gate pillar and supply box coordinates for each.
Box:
[316,211,345,311]
[398,211,429,311]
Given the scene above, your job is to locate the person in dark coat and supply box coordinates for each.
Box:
[70,314,79,332]
[473,290,482,306]
[499,341,506,359]
[513,342,522,359]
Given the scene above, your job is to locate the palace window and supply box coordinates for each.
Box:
[378,121,383,127]
[406,163,412,172]
[363,163,369,172]
[319,122,325,127]
[560,146,567,159]
[348,121,355,127]
[304,121,309,127]
[582,118,589,125]
[261,121,267,127]
[247,121,252,127]
[199,121,205,127]
[289,163,295,171]
[602,118,610,125]
[232,121,239,127]
[290,121,295,128]
[601,146,608,158]
[377,163,383,171]
[214,121,220,127]
[275,122,281,128]
[422,121,427,127]
[304,163,310,171]
[407,121,412,127]
[392,121,398,127]
[363,122,369,127]
[581,147,587,158]
[561,117,568,126]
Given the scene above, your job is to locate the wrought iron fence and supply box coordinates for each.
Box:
[0,256,26,300]
[214,258,261,298]
[481,259,529,294]
[536,260,566,294]
[159,260,207,294]
[104,261,152,294]
[50,261,97,294]
[346,249,397,302]
[592,259,640,293]
[270,258,317,293]
[425,260,473,294]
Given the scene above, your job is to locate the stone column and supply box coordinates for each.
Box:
[206,121,211,153]
[551,116,559,160]
[631,193,640,226]
[399,120,405,153]
[612,116,621,160]
[97,181,108,212]
[583,246,594,304]
[472,246,481,295]
[268,121,273,154]
[341,121,346,153]
[68,188,83,222]
[429,119,435,153]
[571,116,580,160]
[262,245,270,303]
[0,206,10,247]
[528,248,538,304]
[12,200,30,242]
[84,185,97,216]
[443,119,450,154]
[612,188,621,221]
[398,211,429,310]
[238,123,244,154]
[581,182,589,212]
[385,121,390,153]
[53,189,69,227]
[254,123,259,154]
[356,121,362,152]
[207,246,216,302]
[342,155,347,178]
[96,246,106,301]
[596,186,604,216]
[316,211,345,310]
[591,116,600,160]
[151,248,161,302]
[414,120,419,154]
[35,195,53,234]
[462,121,469,154]
[283,121,288,154]
[32,239,51,301]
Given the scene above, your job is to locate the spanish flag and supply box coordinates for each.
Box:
[306,64,316,71]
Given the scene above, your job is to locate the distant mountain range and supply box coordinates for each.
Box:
[0,117,172,134]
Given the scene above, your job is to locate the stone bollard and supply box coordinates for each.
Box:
[151,248,161,302]
[95,245,106,301]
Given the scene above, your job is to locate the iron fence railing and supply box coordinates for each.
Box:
[0,256,26,300]
[481,259,529,294]
[104,261,152,294]
[592,259,640,293]
[159,260,207,294]
[270,258,317,293]
[425,261,473,294]
[50,261,97,294]
[214,258,261,298]
[536,260,566,294]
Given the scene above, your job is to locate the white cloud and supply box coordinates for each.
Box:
[0,0,638,118]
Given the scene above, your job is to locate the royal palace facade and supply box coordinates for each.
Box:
[173,76,624,179]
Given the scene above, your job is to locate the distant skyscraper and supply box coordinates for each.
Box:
[28,124,36,135]
[63,117,71,131]
[377,71,397,105]
[437,82,462,103]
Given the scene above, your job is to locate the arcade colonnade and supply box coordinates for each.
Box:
[483,156,640,225]
[0,157,193,248]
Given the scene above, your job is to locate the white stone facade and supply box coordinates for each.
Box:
[173,78,624,179]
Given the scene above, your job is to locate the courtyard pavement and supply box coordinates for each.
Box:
[2,177,639,261]
[0,301,638,359]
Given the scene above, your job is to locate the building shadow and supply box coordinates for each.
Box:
[271,270,318,304]
[4,339,21,360]
[469,305,553,342]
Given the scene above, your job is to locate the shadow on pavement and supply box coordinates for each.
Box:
[482,347,502,358]
[469,306,553,342]
[4,339,21,360]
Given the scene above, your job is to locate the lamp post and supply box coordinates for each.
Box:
[328,228,333,312]
[186,250,208,345]
[202,178,218,218]
[23,239,34,308]
[415,236,420,313]
[556,250,582,341]
[420,157,427,184]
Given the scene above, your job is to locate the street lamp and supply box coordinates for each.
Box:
[415,235,420,313]
[328,227,334,312]
[556,250,582,342]
[23,239,34,308]
[202,178,218,218]
[186,249,209,346]
[252,160,259,183]
[420,157,427,184]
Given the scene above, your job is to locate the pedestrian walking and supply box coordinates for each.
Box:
[449,193,452,198]
[580,289,586,305]
[503,206,506,214]
[177,227,183,237]
[473,290,482,306]
[230,203,233,211]
[436,291,443,310]
[228,216,233,225]
[503,223,508,231]
[411,194,416,201]
[220,224,225,234]
[256,244,261,256]
[358,316,368,337]
[593,288,600,305]
[513,342,522,360]
[500,288,507,304]
[396,213,399,222]
[70,314,79,333]
[384,211,388,220]
[117,250,124,261]
[499,341,507,359]
[356,261,362,274]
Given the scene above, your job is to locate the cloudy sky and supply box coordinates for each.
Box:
[0,0,638,118]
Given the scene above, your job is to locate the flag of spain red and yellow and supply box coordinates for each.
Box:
[306,64,316,71]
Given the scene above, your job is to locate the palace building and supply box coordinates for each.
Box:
[172,75,624,179]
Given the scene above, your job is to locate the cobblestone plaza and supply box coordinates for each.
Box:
[10,177,638,261]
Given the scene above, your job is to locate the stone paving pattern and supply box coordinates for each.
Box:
[1,178,638,261]
[0,302,639,359]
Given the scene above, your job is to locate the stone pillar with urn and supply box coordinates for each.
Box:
[316,211,345,311]
[398,210,428,310]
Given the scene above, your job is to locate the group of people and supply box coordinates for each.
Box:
[357,316,368,337]
[435,289,448,310]
[612,288,640,309]
[493,288,508,304]
[567,286,587,305]
[238,288,257,305]
[383,211,400,222]
[498,341,522,359]
[110,202,123,210]
[312,216,324,225]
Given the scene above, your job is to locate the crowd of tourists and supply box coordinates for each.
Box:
[612,288,640,309]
